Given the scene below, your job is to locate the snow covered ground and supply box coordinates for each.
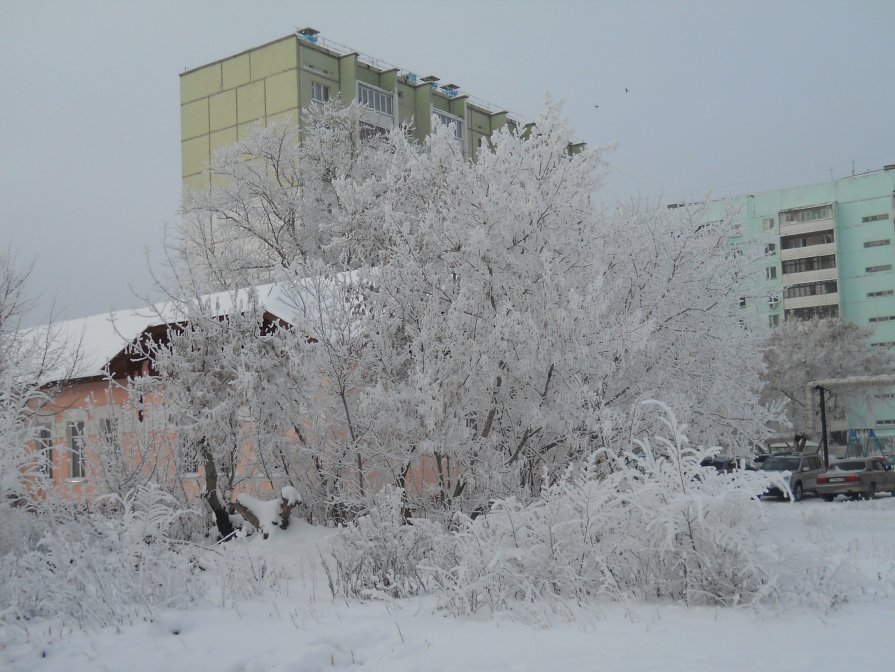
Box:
[3,497,895,672]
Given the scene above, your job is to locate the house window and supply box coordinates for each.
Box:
[764,243,776,255]
[780,230,834,249]
[311,81,329,103]
[864,239,890,248]
[37,424,53,479]
[868,289,894,298]
[357,82,393,116]
[67,421,86,480]
[768,314,780,328]
[768,294,780,307]
[100,418,120,455]
[766,266,777,280]
[738,297,747,307]
[866,264,893,273]
[762,217,776,231]
[862,213,890,223]
[872,341,895,348]
[179,443,200,476]
[869,315,895,323]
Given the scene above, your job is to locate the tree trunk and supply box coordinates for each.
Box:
[200,440,235,540]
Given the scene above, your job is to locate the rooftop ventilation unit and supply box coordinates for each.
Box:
[441,83,460,97]
[421,75,440,90]
[297,27,319,43]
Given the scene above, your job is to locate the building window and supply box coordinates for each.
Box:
[764,243,776,255]
[868,289,894,298]
[780,230,834,250]
[877,419,895,426]
[762,217,776,231]
[67,421,86,480]
[783,280,838,299]
[768,314,780,328]
[100,418,120,455]
[869,315,895,323]
[768,294,780,307]
[864,239,890,248]
[738,296,746,307]
[37,424,53,479]
[784,305,839,321]
[782,255,836,275]
[872,341,895,348]
[311,81,330,103]
[357,82,393,116]
[433,108,464,142]
[866,264,893,273]
[862,213,890,223]
[766,266,777,280]
[782,204,833,223]
[359,121,388,142]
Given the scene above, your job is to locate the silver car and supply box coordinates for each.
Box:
[760,453,825,501]
[815,456,895,501]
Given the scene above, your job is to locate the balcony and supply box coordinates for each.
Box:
[780,242,836,262]
[782,291,839,311]
[781,267,838,285]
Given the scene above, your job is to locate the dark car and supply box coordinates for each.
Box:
[700,456,756,473]
[815,456,895,501]
[760,453,825,501]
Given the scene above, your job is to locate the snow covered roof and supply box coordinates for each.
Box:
[28,281,309,384]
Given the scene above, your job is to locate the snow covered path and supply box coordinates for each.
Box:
[3,498,895,672]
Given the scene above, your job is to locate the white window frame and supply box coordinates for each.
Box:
[67,420,86,481]
[357,82,394,117]
[311,81,330,103]
[433,108,465,143]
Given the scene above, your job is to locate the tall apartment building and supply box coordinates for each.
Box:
[713,167,895,439]
[180,28,518,192]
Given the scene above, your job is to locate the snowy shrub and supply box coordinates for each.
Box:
[328,486,443,600]
[0,485,203,629]
[336,405,786,617]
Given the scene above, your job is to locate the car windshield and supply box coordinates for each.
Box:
[828,460,867,472]
[761,456,801,471]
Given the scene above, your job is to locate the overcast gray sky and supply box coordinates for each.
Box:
[3,0,893,322]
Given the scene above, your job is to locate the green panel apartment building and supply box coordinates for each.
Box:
[714,167,895,439]
[180,28,515,192]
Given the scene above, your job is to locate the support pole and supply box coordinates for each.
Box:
[817,385,830,468]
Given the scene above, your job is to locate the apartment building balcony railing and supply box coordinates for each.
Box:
[780,241,837,262]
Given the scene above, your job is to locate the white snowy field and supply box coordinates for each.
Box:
[3,497,895,672]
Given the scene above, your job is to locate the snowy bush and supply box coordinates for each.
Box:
[436,405,778,614]
[327,486,443,600]
[0,485,203,629]
[331,405,786,616]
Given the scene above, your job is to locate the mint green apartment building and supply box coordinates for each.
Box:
[714,166,895,440]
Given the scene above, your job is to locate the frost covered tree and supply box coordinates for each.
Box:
[164,99,775,522]
[0,249,81,550]
[762,316,895,432]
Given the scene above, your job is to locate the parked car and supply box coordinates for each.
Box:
[700,456,756,473]
[815,456,895,501]
[759,453,825,501]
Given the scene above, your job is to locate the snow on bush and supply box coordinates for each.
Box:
[0,485,203,629]
[330,404,785,614]
[327,486,443,600]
